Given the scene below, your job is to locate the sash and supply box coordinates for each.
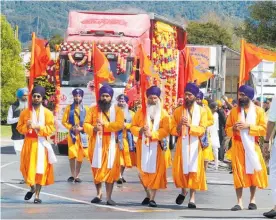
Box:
[91,105,116,169]
[141,107,161,173]
[68,103,87,145]
[182,103,200,174]
[118,110,134,152]
[32,106,57,174]
[239,102,262,174]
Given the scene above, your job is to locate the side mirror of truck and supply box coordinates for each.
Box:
[135,59,140,82]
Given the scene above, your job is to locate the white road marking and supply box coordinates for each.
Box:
[1,160,158,213]
[2,182,137,212]
[1,160,136,212]
[1,161,18,168]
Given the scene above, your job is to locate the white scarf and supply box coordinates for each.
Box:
[141,106,161,173]
[208,112,220,149]
[240,102,262,174]
[92,104,116,169]
[182,103,200,174]
[123,106,132,123]
[32,105,57,174]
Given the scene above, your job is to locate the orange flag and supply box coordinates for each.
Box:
[139,44,160,80]
[239,39,276,86]
[29,32,50,109]
[186,48,213,85]
[139,44,160,118]
[93,43,115,83]
[93,43,115,102]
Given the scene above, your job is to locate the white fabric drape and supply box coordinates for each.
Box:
[182,103,200,174]
[240,102,262,174]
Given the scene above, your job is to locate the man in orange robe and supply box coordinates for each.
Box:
[130,86,170,208]
[17,86,57,204]
[83,85,124,206]
[116,94,136,185]
[171,83,207,209]
[196,91,214,170]
[62,89,89,183]
[226,85,268,211]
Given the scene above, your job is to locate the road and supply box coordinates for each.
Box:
[1,139,272,219]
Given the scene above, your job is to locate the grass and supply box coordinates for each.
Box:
[1,125,12,138]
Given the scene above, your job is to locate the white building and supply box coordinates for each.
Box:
[251,61,276,98]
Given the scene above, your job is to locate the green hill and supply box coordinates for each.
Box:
[1,1,253,45]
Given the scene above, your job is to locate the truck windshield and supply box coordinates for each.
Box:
[60,56,133,88]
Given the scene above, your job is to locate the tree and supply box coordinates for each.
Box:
[187,21,232,47]
[199,11,243,51]
[49,34,63,51]
[1,15,26,123]
[235,1,276,49]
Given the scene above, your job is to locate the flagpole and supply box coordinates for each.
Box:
[260,70,263,108]
[29,32,36,110]
[93,42,99,103]
[239,39,245,86]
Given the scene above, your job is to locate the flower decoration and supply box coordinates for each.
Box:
[152,21,178,112]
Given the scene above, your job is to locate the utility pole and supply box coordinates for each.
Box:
[36,16,39,36]
[29,14,31,42]
[15,25,19,39]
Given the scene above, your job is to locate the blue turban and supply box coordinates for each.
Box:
[117,94,129,103]
[72,88,84,97]
[238,85,254,100]
[184,83,199,97]
[196,91,204,100]
[99,84,114,98]
[146,86,161,98]
[16,88,28,99]
[32,85,45,97]
[257,96,267,102]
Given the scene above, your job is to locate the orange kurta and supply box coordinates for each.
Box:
[119,110,136,167]
[83,106,124,184]
[130,109,170,190]
[62,105,89,161]
[203,105,215,161]
[17,108,55,186]
[171,105,207,190]
[225,106,268,189]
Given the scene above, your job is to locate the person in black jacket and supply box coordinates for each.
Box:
[7,88,28,183]
[216,100,226,161]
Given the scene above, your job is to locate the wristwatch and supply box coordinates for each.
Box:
[264,140,270,144]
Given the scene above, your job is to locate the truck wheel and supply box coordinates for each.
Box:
[57,144,68,155]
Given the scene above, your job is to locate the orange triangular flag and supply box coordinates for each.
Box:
[29,32,50,109]
[239,39,276,85]
[93,44,115,83]
[190,55,213,85]
[139,44,160,80]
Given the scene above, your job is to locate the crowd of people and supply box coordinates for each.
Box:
[7,83,276,218]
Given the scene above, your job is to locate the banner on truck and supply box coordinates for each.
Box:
[189,47,210,73]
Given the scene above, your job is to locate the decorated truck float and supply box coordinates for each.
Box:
[44,11,186,153]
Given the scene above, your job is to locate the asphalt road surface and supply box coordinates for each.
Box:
[1,140,272,219]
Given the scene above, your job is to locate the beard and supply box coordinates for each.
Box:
[118,103,125,108]
[32,102,41,108]
[147,99,161,119]
[196,100,202,106]
[74,99,82,105]
[185,99,195,108]
[16,100,28,111]
[238,98,250,107]
[121,105,131,122]
[98,100,112,112]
